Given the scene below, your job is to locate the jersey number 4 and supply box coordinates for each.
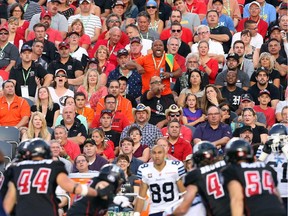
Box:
[206,172,225,199]
[244,170,275,197]
[150,182,174,203]
[17,168,51,195]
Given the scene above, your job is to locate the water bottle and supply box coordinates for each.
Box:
[160,68,165,79]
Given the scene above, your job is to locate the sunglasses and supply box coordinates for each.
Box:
[221,108,230,112]
[0,32,9,35]
[171,29,181,33]
[170,113,180,117]
[147,6,157,9]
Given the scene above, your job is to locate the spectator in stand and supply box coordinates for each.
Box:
[145,0,164,34]
[253,89,275,129]
[91,95,130,133]
[53,125,81,161]
[28,0,68,38]
[161,104,193,143]
[111,1,128,28]
[250,52,280,88]
[184,0,207,21]
[81,138,108,171]
[0,80,30,128]
[167,120,192,161]
[279,106,288,127]
[207,0,241,27]
[197,40,218,84]
[74,154,92,173]
[128,126,150,162]
[68,0,102,43]
[74,92,94,128]
[123,0,139,20]
[0,25,19,74]
[31,40,48,70]
[248,67,280,108]
[117,76,137,107]
[140,76,175,126]
[67,31,88,64]
[32,86,60,128]
[70,19,91,50]
[193,105,232,149]
[9,3,29,43]
[267,2,287,33]
[27,11,63,47]
[243,0,276,25]
[121,103,163,149]
[202,0,236,34]
[137,11,160,41]
[237,1,268,39]
[77,68,108,111]
[151,137,179,161]
[173,0,201,34]
[275,91,288,122]
[160,10,193,47]
[92,45,115,78]
[8,0,42,22]
[57,0,75,20]
[74,0,101,17]
[219,101,236,125]
[201,84,226,114]
[232,107,268,144]
[21,112,51,142]
[7,17,24,50]
[91,129,115,163]
[95,80,134,123]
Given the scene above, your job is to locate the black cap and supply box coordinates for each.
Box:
[117,48,129,57]
[83,138,96,146]
[241,93,253,102]
[240,126,253,134]
[67,31,80,37]
[88,58,99,65]
[270,26,281,33]
[21,44,32,53]
[279,2,288,10]
[226,53,239,62]
[212,0,223,4]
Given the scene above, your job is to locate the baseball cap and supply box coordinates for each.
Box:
[249,1,261,8]
[146,0,157,6]
[47,0,61,3]
[279,2,288,10]
[241,93,253,102]
[226,53,239,62]
[130,36,141,44]
[270,26,281,33]
[117,48,129,57]
[101,109,113,117]
[112,0,124,8]
[55,69,67,76]
[212,0,223,4]
[88,58,99,65]
[79,0,91,4]
[21,44,32,53]
[165,104,183,116]
[58,41,70,49]
[83,138,96,146]
[240,126,253,134]
[259,89,271,97]
[40,10,52,19]
[184,154,192,161]
[67,31,80,37]
[256,67,269,76]
[0,25,9,32]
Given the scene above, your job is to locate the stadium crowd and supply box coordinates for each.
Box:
[0,0,287,214]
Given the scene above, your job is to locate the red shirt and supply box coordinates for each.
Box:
[98,30,130,47]
[236,17,268,40]
[63,139,81,161]
[27,28,63,43]
[185,0,207,15]
[79,34,91,47]
[198,58,218,84]
[160,27,193,44]
[168,137,192,161]
[254,106,275,127]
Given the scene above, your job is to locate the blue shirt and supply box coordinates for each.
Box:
[202,14,236,32]
[243,2,276,24]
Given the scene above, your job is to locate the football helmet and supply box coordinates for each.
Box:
[98,164,126,192]
[268,123,288,153]
[192,141,218,167]
[15,140,31,161]
[224,138,254,163]
[27,138,52,159]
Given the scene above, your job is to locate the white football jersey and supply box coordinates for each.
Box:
[137,160,185,214]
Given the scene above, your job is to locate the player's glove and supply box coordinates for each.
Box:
[262,140,273,154]
[97,184,115,198]
[113,195,133,209]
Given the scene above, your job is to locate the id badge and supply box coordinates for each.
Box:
[20,85,29,98]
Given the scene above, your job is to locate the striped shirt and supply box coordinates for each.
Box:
[68,14,101,39]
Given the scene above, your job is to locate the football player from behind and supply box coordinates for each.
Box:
[134,145,186,216]
[223,138,286,216]
[257,123,288,214]
[172,141,231,216]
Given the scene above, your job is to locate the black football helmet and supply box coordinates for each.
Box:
[98,164,126,192]
[224,138,254,164]
[268,123,288,153]
[27,138,52,159]
[192,141,218,167]
[15,140,31,161]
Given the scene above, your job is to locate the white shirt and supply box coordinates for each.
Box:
[70,46,88,62]
[231,32,263,49]
[125,38,152,56]
[191,39,225,56]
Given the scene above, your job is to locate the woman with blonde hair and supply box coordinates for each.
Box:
[31,86,60,128]
[91,129,115,163]
[145,0,163,34]
[250,52,280,88]
[70,19,91,50]
[21,112,51,141]
[94,45,115,77]
[77,69,108,111]
[7,16,24,49]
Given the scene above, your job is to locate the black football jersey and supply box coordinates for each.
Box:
[66,178,111,216]
[223,161,286,216]
[184,160,230,216]
[9,159,67,216]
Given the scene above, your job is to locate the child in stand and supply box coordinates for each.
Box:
[253,89,275,130]
[182,93,206,127]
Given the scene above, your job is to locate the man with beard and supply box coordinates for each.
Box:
[126,40,182,96]
[27,11,62,47]
[220,70,246,112]
[247,67,280,108]
[215,53,250,91]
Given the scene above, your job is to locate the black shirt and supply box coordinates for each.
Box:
[104,129,120,148]
[221,86,246,112]
[260,42,287,59]
[31,103,60,127]
[250,69,280,86]
[9,62,47,97]
[95,0,113,13]
[233,125,268,144]
[248,83,280,106]
[210,26,232,54]
[163,39,191,58]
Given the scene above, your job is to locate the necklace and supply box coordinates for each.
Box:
[107,40,116,57]
[152,53,165,71]
[0,42,9,60]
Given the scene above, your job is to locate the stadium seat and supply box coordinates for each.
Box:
[0,126,20,158]
[23,97,34,108]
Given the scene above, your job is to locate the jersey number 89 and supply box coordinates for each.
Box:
[150,182,174,203]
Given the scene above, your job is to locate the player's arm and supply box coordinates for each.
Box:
[176,178,186,195]
[3,181,17,214]
[227,180,244,216]
[134,181,149,215]
[172,184,198,216]
[56,172,97,197]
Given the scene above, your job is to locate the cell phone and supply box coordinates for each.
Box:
[281,30,287,39]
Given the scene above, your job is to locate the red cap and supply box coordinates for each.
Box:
[40,11,52,19]
[0,25,9,32]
